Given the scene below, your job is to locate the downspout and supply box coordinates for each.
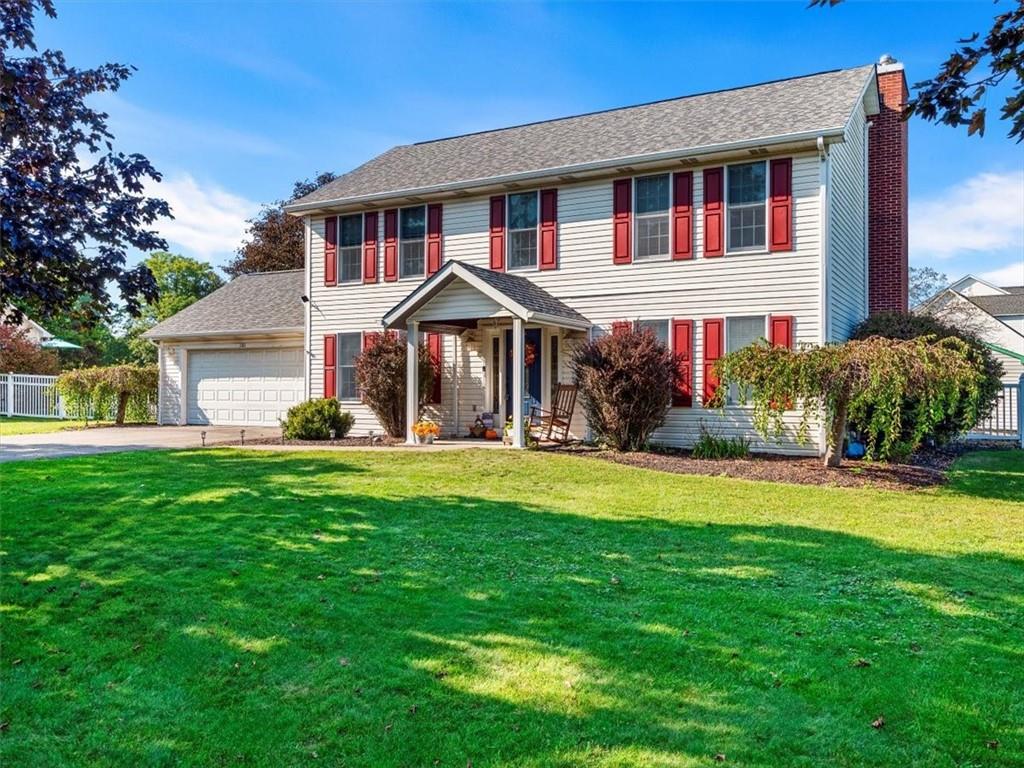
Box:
[817,135,832,457]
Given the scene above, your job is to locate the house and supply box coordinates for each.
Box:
[916,274,1024,385]
[147,56,910,453]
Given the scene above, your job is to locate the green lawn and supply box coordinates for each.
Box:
[2,449,1021,767]
[0,416,105,435]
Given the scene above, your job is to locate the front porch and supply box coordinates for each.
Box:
[382,261,591,448]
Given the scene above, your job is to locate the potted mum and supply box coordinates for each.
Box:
[412,419,441,444]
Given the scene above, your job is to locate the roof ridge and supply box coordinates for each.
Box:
[412,64,873,147]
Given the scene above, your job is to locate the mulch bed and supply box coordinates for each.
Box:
[561,441,1012,492]
[224,435,403,448]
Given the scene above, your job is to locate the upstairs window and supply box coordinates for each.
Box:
[337,332,362,400]
[634,174,670,260]
[339,214,363,283]
[400,206,426,278]
[507,192,538,270]
[727,161,767,252]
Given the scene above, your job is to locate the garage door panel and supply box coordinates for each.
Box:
[187,347,303,427]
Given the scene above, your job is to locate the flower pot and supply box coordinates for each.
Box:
[425,435,434,445]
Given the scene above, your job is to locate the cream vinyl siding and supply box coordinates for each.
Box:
[159,344,183,425]
[827,101,870,340]
[309,152,825,451]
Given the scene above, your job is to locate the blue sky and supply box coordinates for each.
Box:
[38,0,1023,287]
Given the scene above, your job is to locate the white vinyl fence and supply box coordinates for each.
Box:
[0,373,63,418]
[968,374,1023,447]
[0,372,156,421]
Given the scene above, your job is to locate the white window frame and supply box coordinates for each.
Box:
[338,213,363,284]
[399,205,426,280]
[506,190,539,272]
[337,332,362,401]
[725,160,769,256]
[724,314,768,406]
[633,173,672,262]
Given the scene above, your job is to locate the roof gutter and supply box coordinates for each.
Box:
[284,126,847,215]
[142,326,305,342]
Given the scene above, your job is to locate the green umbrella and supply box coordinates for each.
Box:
[40,337,83,350]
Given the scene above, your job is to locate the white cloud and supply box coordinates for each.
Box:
[147,174,259,261]
[980,261,1024,288]
[910,170,1024,260]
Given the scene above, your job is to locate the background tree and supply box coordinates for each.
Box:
[125,252,223,362]
[0,325,60,374]
[813,0,1024,140]
[1,0,170,321]
[225,172,337,277]
[909,266,949,307]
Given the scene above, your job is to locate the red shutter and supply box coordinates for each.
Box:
[363,212,378,284]
[672,172,693,260]
[383,209,398,282]
[612,179,632,264]
[769,158,793,252]
[671,319,693,407]
[611,321,631,336]
[703,168,724,258]
[362,331,381,351]
[489,196,505,271]
[702,318,724,404]
[769,315,794,349]
[427,332,442,404]
[426,203,443,276]
[324,217,337,286]
[539,188,558,270]
[323,334,337,399]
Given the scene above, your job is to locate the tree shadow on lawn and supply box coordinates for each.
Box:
[2,450,1023,768]
[942,448,1024,502]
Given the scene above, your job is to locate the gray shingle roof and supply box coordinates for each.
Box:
[292,65,874,208]
[143,270,305,340]
[456,261,590,325]
[969,293,1024,316]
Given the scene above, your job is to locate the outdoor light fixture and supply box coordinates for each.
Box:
[301,295,309,303]
[329,428,336,440]
[200,430,207,447]
[240,429,246,446]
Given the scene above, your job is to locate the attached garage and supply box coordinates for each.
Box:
[186,347,303,426]
[143,270,307,428]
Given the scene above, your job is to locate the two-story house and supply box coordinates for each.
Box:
[146,57,909,454]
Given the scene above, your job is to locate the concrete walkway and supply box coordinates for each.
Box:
[0,425,282,463]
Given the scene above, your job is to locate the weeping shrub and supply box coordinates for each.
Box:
[570,326,680,451]
[850,312,1002,448]
[282,398,354,440]
[713,335,985,466]
[55,364,157,424]
[354,332,435,438]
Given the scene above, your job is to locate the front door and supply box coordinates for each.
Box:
[504,328,543,420]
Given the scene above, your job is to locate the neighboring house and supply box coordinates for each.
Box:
[916,274,1024,386]
[148,57,910,454]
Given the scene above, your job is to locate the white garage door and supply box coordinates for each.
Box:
[187,347,304,427]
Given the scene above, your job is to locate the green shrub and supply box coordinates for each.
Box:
[570,325,681,451]
[282,398,354,440]
[55,364,156,424]
[692,424,751,459]
[850,312,1002,446]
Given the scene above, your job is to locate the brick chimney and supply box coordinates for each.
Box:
[868,55,909,314]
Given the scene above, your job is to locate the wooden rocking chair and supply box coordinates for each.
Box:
[529,384,578,445]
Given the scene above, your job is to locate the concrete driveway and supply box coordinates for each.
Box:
[0,425,281,463]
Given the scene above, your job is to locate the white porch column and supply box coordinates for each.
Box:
[511,316,525,449]
[406,321,419,445]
